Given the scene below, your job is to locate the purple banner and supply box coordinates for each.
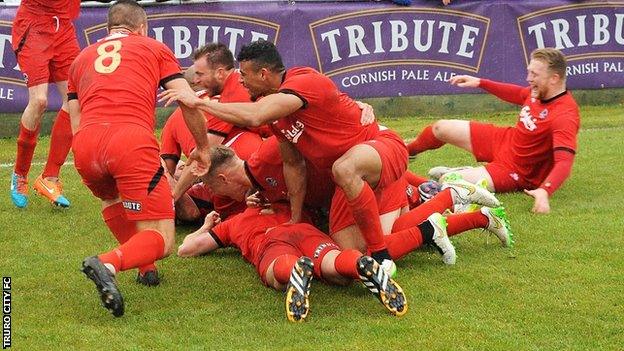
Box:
[0,0,623,112]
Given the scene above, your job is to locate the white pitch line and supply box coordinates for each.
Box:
[0,161,75,168]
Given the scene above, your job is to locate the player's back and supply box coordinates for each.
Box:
[69,32,181,133]
[18,0,80,19]
[272,67,380,169]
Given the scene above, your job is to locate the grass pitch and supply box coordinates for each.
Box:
[0,104,622,350]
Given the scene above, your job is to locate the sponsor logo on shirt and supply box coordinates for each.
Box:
[519,105,538,131]
[265,177,278,187]
[122,200,142,212]
[280,120,305,144]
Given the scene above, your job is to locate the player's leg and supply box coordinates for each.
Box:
[11,83,48,208]
[384,213,455,264]
[35,80,73,207]
[446,207,514,247]
[332,144,395,274]
[407,120,472,156]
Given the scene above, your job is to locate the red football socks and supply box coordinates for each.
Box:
[333,249,362,280]
[446,211,489,237]
[393,189,453,231]
[98,229,165,273]
[42,109,73,178]
[14,122,40,177]
[404,170,429,187]
[407,125,445,156]
[383,227,425,260]
[348,184,387,253]
[272,254,299,285]
[102,203,137,244]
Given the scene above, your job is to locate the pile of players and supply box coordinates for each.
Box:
[11,0,579,321]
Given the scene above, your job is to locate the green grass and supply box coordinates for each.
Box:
[0,104,623,350]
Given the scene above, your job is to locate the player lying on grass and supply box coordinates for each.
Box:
[406,48,580,214]
[201,145,512,263]
[178,204,410,322]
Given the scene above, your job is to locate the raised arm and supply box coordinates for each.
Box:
[449,75,529,106]
[159,89,303,128]
[177,211,222,257]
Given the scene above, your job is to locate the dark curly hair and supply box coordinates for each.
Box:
[236,40,285,73]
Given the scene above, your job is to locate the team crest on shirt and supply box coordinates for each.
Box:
[265,177,278,187]
[280,120,305,144]
[519,106,537,131]
[539,109,548,119]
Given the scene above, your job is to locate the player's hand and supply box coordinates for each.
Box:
[356,100,375,126]
[448,75,480,88]
[187,147,211,177]
[158,89,202,108]
[442,0,452,5]
[246,191,271,208]
[524,188,551,214]
[201,211,221,230]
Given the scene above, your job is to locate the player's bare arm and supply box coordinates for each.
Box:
[164,78,211,176]
[160,90,303,128]
[279,141,307,224]
[448,75,480,88]
[67,99,81,135]
[178,211,222,257]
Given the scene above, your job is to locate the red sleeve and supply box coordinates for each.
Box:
[279,72,322,109]
[551,107,580,151]
[67,60,79,98]
[539,150,575,196]
[206,114,233,137]
[157,42,183,85]
[479,79,530,106]
[210,218,233,247]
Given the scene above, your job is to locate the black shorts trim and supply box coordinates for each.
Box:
[147,166,165,195]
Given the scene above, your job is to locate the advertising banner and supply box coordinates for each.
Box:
[0,0,622,112]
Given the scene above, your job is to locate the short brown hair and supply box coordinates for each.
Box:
[206,146,237,179]
[531,48,567,80]
[193,43,235,70]
[107,0,147,31]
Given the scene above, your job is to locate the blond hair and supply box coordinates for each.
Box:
[531,48,567,80]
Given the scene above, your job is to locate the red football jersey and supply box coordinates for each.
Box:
[160,91,211,160]
[206,71,254,143]
[210,204,292,266]
[245,136,334,208]
[19,0,80,19]
[269,67,380,170]
[480,79,580,187]
[68,32,181,133]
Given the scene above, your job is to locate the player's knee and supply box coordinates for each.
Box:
[28,95,48,113]
[432,120,451,139]
[332,158,356,188]
[160,231,177,257]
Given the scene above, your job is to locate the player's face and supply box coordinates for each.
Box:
[206,175,248,202]
[239,61,271,101]
[526,59,553,100]
[193,59,223,96]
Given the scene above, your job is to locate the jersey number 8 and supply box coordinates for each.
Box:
[94,40,122,74]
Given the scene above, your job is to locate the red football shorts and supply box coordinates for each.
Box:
[329,176,409,234]
[362,129,409,189]
[256,223,340,284]
[469,122,530,192]
[12,14,80,87]
[73,124,174,221]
